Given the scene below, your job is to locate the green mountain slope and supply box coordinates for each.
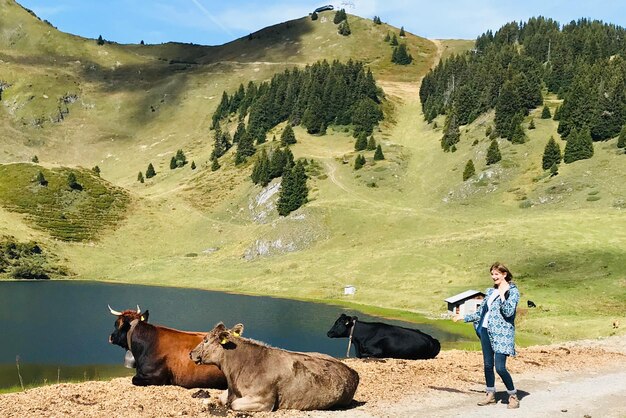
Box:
[0,1,624,343]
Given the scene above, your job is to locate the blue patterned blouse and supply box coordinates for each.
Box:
[464,283,520,356]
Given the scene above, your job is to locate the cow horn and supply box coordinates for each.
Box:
[108,304,123,316]
[136,305,141,313]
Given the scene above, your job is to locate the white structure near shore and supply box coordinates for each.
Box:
[444,290,485,317]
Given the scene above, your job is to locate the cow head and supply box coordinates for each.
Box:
[108,304,149,349]
[190,323,244,366]
[326,313,357,338]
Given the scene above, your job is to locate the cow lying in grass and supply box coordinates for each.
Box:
[190,323,359,412]
[327,314,441,360]
[108,305,226,389]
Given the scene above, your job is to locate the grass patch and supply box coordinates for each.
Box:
[0,164,129,241]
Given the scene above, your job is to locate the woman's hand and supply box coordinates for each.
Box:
[498,280,510,298]
[452,314,463,322]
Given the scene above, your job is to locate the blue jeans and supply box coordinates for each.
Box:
[479,326,515,392]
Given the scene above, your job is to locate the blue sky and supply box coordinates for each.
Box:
[18,0,626,46]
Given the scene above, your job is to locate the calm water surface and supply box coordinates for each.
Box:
[0,281,467,389]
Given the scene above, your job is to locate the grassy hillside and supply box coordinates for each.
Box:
[0,164,129,241]
[0,1,624,344]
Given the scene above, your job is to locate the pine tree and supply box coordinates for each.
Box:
[550,162,559,176]
[580,128,594,159]
[311,11,318,21]
[211,128,232,160]
[486,139,502,165]
[252,151,271,186]
[563,129,580,164]
[391,44,412,65]
[508,112,526,144]
[373,144,385,160]
[333,8,347,24]
[290,161,308,208]
[510,122,526,144]
[92,166,101,176]
[485,125,492,137]
[352,98,383,137]
[617,125,626,148]
[463,159,476,181]
[170,156,177,170]
[563,129,593,163]
[36,171,47,186]
[399,26,406,37]
[354,154,365,170]
[174,149,187,167]
[373,16,382,25]
[211,158,220,171]
[528,119,535,130]
[541,105,552,119]
[31,155,39,163]
[277,161,308,216]
[269,148,287,179]
[366,135,376,151]
[542,136,562,169]
[146,163,156,178]
[251,151,262,184]
[137,171,144,183]
[495,80,522,137]
[441,111,460,152]
[97,35,104,45]
[228,84,245,114]
[191,161,196,170]
[302,95,325,134]
[338,20,351,36]
[383,32,390,42]
[283,148,294,169]
[67,172,80,190]
[235,129,256,164]
[355,132,368,151]
[390,33,398,46]
[280,124,297,146]
[233,121,246,144]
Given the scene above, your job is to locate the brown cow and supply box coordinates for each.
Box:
[108,305,226,389]
[189,323,359,412]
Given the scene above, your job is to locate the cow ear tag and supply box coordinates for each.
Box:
[141,316,145,321]
[220,337,228,345]
[231,324,244,337]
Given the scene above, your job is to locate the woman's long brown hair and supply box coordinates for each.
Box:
[490,262,513,288]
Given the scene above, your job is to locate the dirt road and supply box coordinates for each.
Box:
[1,336,625,417]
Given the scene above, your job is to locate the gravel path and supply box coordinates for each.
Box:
[1,335,625,417]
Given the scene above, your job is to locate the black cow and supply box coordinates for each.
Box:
[527,300,537,308]
[327,314,440,360]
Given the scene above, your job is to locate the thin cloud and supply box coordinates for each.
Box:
[189,0,234,37]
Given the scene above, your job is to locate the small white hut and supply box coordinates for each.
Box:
[444,289,485,317]
[344,285,356,295]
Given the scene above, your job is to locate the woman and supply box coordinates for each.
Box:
[453,262,520,409]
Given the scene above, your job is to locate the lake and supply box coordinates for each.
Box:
[0,281,467,389]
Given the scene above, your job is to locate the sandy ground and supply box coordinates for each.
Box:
[1,335,625,418]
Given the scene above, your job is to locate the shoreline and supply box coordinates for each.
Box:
[4,277,616,348]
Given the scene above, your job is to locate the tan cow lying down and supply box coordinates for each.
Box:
[190,323,359,412]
